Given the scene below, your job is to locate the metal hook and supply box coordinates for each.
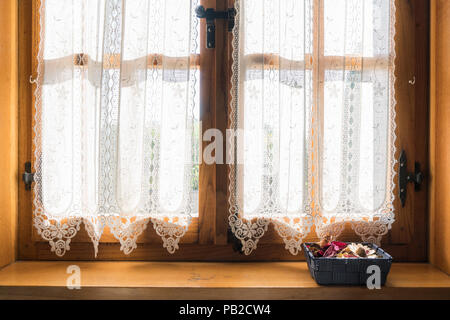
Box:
[29,75,37,84]
[408,76,415,85]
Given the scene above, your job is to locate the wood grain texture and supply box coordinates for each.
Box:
[0,261,449,300]
[198,0,217,244]
[410,0,430,260]
[18,0,36,260]
[18,242,419,262]
[386,0,429,261]
[429,0,436,272]
[429,0,450,275]
[0,0,18,268]
[213,0,230,245]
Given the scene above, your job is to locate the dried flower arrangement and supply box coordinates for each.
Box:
[306,235,382,259]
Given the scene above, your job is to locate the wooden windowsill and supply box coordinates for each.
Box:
[0,261,449,300]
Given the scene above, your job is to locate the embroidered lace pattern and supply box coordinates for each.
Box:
[33,0,199,257]
[229,0,397,254]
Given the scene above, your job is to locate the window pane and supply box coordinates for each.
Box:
[324,0,390,57]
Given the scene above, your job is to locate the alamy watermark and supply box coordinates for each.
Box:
[66,265,81,290]
[366,265,381,289]
[200,127,245,165]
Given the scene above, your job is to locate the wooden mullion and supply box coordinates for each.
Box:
[213,0,231,245]
[198,0,217,244]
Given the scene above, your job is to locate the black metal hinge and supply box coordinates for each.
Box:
[399,150,423,207]
[195,5,236,49]
[22,162,35,191]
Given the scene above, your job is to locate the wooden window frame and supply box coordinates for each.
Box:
[17,0,429,261]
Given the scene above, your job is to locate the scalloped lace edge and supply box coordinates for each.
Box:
[33,212,190,257]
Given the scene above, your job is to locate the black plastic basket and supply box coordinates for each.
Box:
[302,242,393,285]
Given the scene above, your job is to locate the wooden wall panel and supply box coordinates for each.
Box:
[429,0,450,275]
[0,0,18,268]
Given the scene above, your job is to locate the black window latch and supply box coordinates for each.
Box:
[22,161,35,191]
[399,150,423,207]
[195,5,236,49]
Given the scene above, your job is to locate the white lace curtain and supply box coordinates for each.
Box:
[34,0,199,257]
[229,0,396,255]
[34,0,396,258]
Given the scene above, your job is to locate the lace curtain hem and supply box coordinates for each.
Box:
[34,212,190,257]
